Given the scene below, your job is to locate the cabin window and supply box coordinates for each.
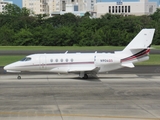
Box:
[66,59,68,62]
[56,59,58,62]
[61,59,63,62]
[50,59,53,62]
[71,59,73,62]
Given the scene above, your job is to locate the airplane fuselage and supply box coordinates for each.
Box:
[4,53,121,74]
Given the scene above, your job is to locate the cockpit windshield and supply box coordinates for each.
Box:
[20,57,32,61]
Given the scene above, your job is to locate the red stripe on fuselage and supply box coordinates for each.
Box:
[17,62,95,68]
[121,49,150,62]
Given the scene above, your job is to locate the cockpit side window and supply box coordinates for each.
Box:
[20,58,26,61]
[20,57,32,61]
[25,57,31,61]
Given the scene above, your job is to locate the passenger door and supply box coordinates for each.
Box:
[39,55,46,69]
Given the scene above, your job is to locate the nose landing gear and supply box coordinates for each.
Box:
[17,75,21,79]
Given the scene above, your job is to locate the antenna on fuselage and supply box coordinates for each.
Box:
[65,51,68,54]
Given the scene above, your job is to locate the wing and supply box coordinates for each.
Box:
[68,67,100,74]
[50,66,100,74]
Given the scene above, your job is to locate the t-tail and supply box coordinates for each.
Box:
[116,29,155,68]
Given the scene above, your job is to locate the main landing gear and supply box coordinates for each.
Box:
[83,74,88,79]
[79,72,88,79]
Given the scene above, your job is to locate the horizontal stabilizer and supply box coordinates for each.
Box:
[121,63,135,68]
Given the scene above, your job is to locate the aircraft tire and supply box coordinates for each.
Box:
[83,74,88,79]
[17,76,21,80]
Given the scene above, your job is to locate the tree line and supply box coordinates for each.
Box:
[0,4,160,46]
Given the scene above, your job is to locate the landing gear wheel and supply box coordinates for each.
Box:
[17,75,21,80]
[83,74,88,79]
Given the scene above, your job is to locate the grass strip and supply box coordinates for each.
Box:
[0,45,160,51]
[135,54,160,65]
[0,46,126,51]
[0,55,25,66]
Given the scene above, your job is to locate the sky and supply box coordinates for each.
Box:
[97,0,158,1]
[4,0,22,8]
[97,0,160,4]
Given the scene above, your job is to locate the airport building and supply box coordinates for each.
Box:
[22,0,96,16]
[52,0,96,17]
[0,0,13,13]
[22,0,54,14]
[94,0,158,18]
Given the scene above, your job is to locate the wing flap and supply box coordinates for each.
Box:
[50,66,100,73]
[6,70,21,73]
[121,63,135,68]
[68,67,100,73]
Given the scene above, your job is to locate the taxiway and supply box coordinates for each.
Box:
[0,74,160,120]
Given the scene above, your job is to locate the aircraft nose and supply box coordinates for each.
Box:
[4,63,21,73]
[4,63,16,71]
[4,65,10,71]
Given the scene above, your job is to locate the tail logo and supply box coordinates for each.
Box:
[121,48,150,63]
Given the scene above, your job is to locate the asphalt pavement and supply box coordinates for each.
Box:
[0,74,160,120]
[1,65,160,75]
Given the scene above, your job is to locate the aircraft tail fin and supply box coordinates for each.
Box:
[123,28,155,52]
[120,29,155,65]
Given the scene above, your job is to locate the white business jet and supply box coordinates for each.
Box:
[4,29,155,79]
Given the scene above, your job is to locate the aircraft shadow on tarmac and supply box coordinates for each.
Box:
[13,76,102,82]
[8,74,145,82]
[71,77,101,82]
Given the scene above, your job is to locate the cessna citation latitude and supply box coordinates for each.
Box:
[4,29,155,79]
